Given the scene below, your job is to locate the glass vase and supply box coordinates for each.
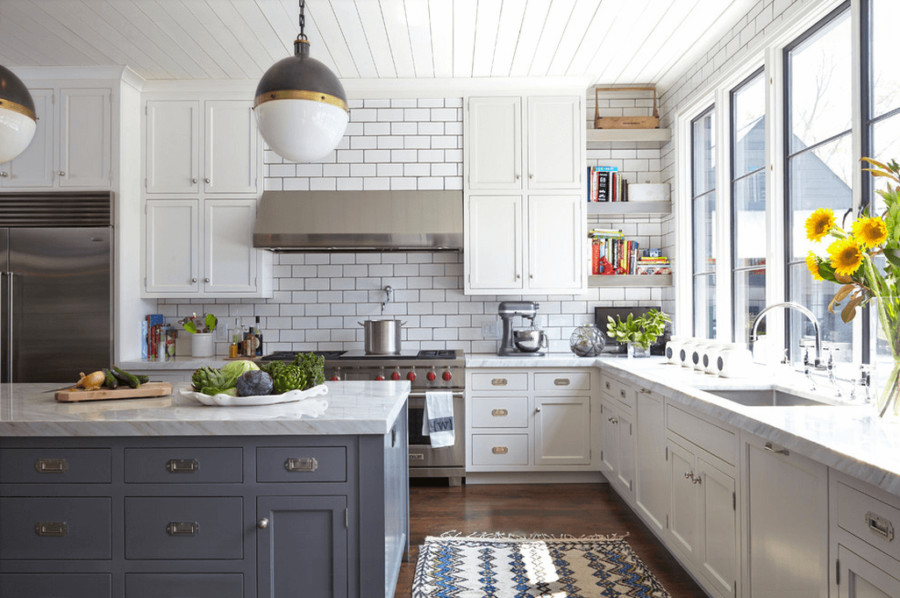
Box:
[868,298,900,419]
[626,342,649,359]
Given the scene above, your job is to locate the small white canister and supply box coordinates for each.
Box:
[691,341,715,371]
[703,341,725,374]
[664,336,685,364]
[678,339,698,367]
[717,344,753,377]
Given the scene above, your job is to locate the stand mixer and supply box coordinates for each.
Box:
[498,301,547,356]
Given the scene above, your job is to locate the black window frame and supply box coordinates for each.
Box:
[691,104,717,338]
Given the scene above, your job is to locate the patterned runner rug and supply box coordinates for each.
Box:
[412,534,671,598]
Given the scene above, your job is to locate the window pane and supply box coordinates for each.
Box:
[692,110,716,195]
[871,114,900,214]
[694,274,716,339]
[693,191,716,274]
[733,171,767,269]
[788,134,852,261]
[871,0,900,118]
[734,267,767,343]
[788,263,853,363]
[788,10,851,153]
[733,73,766,176]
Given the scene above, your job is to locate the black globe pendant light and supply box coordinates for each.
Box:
[0,65,37,164]
[254,0,349,163]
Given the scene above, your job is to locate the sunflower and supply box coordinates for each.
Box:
[806,252,824,281]
[827,237,864,277]
[805,208,836,242]
[851,216,888,248]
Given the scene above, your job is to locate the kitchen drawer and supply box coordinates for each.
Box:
[124,447,243,484]
[125,497,243,560]
[256,446,346,483]
[471,434,529,466]
[0,574,111,598]
[126,573,243,598]
[470,372,529,392]
[600,377,634,410]
[470,397,529,428]
[666,404,736,465]
[0,497,111,559]
[835,479,900,563]
[0,448,111,483]
[534,371,590,391]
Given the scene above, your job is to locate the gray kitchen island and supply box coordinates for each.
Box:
[0,380,410,598]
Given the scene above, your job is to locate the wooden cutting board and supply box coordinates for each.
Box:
[55,382,173,403]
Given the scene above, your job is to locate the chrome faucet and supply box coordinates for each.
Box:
[750,302,824,369]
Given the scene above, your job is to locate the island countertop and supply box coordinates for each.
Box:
[0,381,410,437]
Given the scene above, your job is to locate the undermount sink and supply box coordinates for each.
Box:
[704,388,833,407]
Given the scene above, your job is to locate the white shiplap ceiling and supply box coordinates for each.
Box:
[0,0,754,91]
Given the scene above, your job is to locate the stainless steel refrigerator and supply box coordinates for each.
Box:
[0,192,112,382]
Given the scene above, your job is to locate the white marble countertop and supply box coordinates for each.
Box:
[119,356,236,370]
[0,381,409,437]
[468,353,900,496]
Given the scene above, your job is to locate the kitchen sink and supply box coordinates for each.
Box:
[704,388,834,407]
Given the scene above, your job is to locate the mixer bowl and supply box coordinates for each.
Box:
[513,329,547,352]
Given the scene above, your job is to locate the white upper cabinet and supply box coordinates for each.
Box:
[466,195,523,291]
[526,96,582,189]
[527,194,584,292]
[0,87,111,189]
[146,100,200,195]
[203,198,259,294]
[467,97,522,190]
[145,198,200,295]
[144,96,258,195]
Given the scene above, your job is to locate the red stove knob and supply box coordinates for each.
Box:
[391,371,401,381]
[375,375,385,381]
[330,375,340,381]
[426,371,437,381]
[407,371,416,382]
[442,371,452,382]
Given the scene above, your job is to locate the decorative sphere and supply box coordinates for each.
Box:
[570,325,605,357]
[255,99,348,162]
[0,65,37,164]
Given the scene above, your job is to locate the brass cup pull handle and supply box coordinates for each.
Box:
[491,378,508,386]
[35,521,67,537]
[492,446,509,455]
[764,442,790,456]
[640,388,651,394]
[166,458,199,473]
[866,511,895,542]
[554,378,570,386]
[285,457,318,472]
[258,518,270,529]
[608,416,618,424]
[166,521,199,536]
[491,408,508,417]
[35,458,68,473]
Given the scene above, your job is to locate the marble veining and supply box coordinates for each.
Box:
[0,381,409,437]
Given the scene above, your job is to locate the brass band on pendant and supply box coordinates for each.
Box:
[254,89,349,113]
[0,98,36,121]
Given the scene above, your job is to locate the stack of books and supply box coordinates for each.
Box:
[589,229,668,275]
[634,255,671,275]
[586,166,628,202]
[142,314,174,361]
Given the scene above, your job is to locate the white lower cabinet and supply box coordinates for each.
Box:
[836,546,900,598]
[744,433,828,598]
[598,398,634,498]
[466,369,596,472]
[634,386,667,535]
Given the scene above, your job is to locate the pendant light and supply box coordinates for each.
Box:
[0,65,36,164]
[254,0,349,163]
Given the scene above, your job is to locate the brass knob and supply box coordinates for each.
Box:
[257,518,269,529]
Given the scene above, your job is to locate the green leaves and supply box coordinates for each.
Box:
[606,310,671,351]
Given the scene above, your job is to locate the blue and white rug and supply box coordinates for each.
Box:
[412,534,670,598]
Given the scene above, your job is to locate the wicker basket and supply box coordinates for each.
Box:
[593,86,659,129]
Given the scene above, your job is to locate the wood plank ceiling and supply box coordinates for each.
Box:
[0,0,753,90]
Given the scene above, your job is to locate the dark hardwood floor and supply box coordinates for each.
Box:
[394,481,707,597]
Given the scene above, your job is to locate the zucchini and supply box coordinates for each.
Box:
[137,374,149,384]
[112,366,141,389]
[103,368,118,389]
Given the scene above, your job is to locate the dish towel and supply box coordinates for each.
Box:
[422,391,455,448]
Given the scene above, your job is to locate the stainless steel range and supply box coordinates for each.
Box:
[260,349,466,485]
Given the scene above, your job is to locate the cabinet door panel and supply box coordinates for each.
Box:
[146,100,200,194]
[58,88,110,188]
[698,456,736,597]
[615,409,634,494]
[257,495,348,598]
[145,199,199,294]
[534,395,590,465]
[0,574,111,598]
[527,194,584,291]
[467,97,521,190]
[837,545,900,598]
[0,88,54,188]
[205,100,258,194]
[668,440,698,560]
[126,574,243,598]
[526,96,581,189]
[466,195,522,291]
[204,198,258,293]
[599,402,617,475]
[635,389,667,534]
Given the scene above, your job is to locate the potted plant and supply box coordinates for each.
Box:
[181,313,218,357]
[606,309,671,358]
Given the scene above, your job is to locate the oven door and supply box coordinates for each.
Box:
[407,391,465,471]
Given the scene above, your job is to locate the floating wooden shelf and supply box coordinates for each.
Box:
[587,200,671,216]
[588,274,672,288]
[586,128,671,148]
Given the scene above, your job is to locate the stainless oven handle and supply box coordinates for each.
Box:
[408,392,465,399]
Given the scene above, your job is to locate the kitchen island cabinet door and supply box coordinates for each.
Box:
[204,198,258,294]
[144,198,200,294]
[145,99,200,194]
[465,195,523,292]
[257,495,348,598]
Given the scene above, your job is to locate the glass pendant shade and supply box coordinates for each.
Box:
[254,40,348,163]
[0,65,37,164]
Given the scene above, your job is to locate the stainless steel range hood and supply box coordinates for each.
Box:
[253,190,463,251]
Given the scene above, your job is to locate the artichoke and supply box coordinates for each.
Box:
[273,364,307,394]
[260,360,287,378]
[294,352,325,387]
[191,366,228,391]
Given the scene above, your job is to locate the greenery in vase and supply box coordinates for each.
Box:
[181,312,218,334]
[606,309,671,351]
[804,157,900,417]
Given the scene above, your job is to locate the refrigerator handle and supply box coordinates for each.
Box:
[4,272,10,381]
